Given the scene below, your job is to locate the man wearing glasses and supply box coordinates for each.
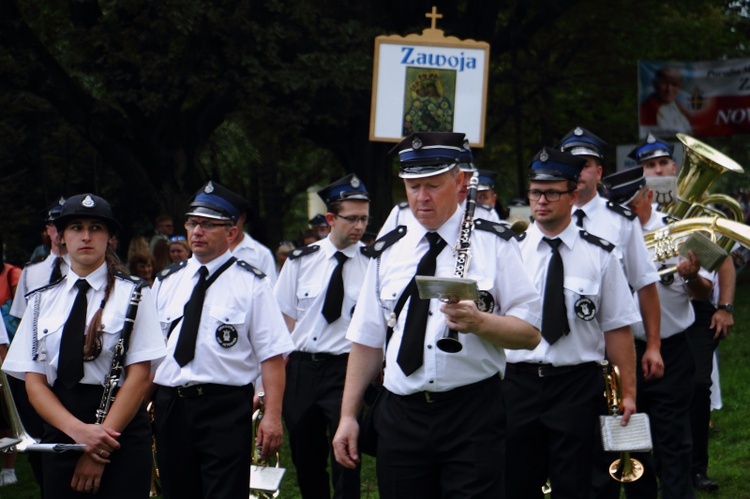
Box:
[274,174,370,499]
[506,147,639,498]
[151,181,294,499]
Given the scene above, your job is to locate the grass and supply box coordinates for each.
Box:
[2,281,750,498]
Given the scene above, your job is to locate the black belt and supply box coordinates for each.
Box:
[161,383,252,398]
[395,375,498,404]
[506,362,597,378]
[290,351,348,362]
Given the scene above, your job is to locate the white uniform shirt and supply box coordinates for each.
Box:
[0,316,8,345]
[348,207,542,396]
[631,210,711,340]
[10,253,70,318]
[510,221,641,366]
[573,196,659,292]
[3,263,166,385]
[274,236,368,355]
[152,251,294,387]
[231,232,277,285]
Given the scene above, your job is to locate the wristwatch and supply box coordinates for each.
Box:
[717,303,734,313]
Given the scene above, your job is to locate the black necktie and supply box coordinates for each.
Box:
[397,232,447,376]
[58,279,90,388]
[322,251,348,324]
[174,266,209,367]
[542,238,570,345]
[574,209,586,228]
[49,256,63,284]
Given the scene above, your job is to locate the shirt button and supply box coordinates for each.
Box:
[427,345,432,349]
[428,380,434,384]
[42,329,48,334]
[313,337,317,341]
[304,293,308,296]
[392,293,396,297]
[225,318,229,322]
[428,311,433,316]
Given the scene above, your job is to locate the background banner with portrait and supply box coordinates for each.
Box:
[638,58,750,138]
[369,22,490,147]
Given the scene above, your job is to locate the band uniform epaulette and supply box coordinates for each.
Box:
[605,200,637,221]
[473,218,515,241]
[236,260,266,279]
[514,231,527,242]
[157,260,188,281]
[114,269,143,284]
[579,230,615,253]
[24,275,65,299]
[288,244,320,260]
[27,255,47,265]
[362,225,407,258]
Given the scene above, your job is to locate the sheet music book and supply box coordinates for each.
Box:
[678,232,727,272]
[599,413,653,452]
[415,276,478,302]
[250,465,286,492]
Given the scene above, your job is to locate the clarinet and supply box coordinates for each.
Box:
[436,172,479,353]
[96,280,146,424]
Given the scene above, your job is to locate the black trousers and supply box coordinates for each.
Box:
[687,300,719,476]
[154,383,254,499]
[43,383,151,499]
[283,352,360,499]
[376,375,505,499]
[504,362,601,499]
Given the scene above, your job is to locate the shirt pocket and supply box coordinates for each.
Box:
[35,314,66,359]
[564,276,600,322]
[158,307,183,338]
[208,305,246,327]
[380,279,411,310]
[295,283,323,315]
[564,276,600,298]
[100,310,126,352]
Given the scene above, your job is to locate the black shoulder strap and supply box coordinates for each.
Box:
[288,244,321,260]
[473,218,515,241]
[157,260,188,281]
[605,201,637,221]
[362,226,407,259]
[579,230,615,253]
[235,260,267,279]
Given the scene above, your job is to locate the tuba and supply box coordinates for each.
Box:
[645,134,748,273]
[249,392,283,499]
[659,133,744,220]
[601,361,644,483]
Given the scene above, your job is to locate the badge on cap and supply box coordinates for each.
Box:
[540,150,549,162]
[350,176,360,188]
[463,139,471,150]
[215,324,238,348]
[574,126,583,136]
[647,133,656,144]
[82,195,95,208]
[574,297,596,321]
[412,137,423,150]
[204,181,214,193]
[57,197,65,206]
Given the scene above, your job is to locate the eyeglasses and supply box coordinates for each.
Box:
[333,214,372,225]
[527,189,574,202]
[170,236,186,241]
[184,220,232,231]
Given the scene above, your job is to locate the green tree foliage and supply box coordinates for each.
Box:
[0,0,748,260]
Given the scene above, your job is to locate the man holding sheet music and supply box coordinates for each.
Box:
[506,147,640,498]
[332,132,541,498]
[604,165,712,499]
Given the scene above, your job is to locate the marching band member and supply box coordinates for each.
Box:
[151,181,294,499]
[274,174,370,498]
[507,148,639,498]
[333,132,541,498]
[604,166,709,499]
[2,193,166,498]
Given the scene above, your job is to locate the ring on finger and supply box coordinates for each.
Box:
[99,449,104,456]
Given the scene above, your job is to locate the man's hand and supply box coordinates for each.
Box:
[711,309,734,340]
[333,417,361,469]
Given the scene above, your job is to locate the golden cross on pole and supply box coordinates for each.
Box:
[425,6,443,30]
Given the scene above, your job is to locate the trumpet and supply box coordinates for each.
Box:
[601,361,643,483]
[249,392,282,499]
[0,360,85,453]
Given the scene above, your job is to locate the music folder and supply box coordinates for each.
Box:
[415,276,479,303]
